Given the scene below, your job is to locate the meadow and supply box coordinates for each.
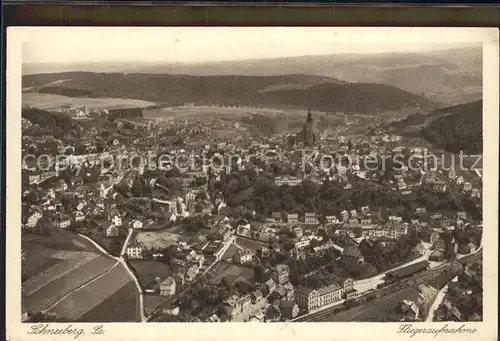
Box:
[22,92,156,111]
[48,263,133,321]
[80,281,141,322]
[22,255,116,314]
[135,230,182,250]
[143,105,308,119]
[22,231,139,322]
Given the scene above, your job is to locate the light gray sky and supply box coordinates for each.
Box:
[21,27,483,64]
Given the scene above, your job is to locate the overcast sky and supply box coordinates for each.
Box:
[21,27,483,64]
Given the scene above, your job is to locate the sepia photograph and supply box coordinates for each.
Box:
[5,25,499,341]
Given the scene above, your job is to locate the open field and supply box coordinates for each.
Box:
[143,105,310,119]
[79,281,141,322]
[48,263,132,321]
[22,244,61,281]
[22,230,101,253]
[22,230,104,282]
[129,260,173,290]
[143,294,172,316]
[207,262,254,286]
[23,255,116,314]
[135,230,182,250]
[22,251,99,297]
[23,92,156,111]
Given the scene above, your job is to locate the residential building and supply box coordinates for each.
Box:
[388,216,403,223]
[273,264,290,285]
[186,264,200,282]
[27,212,42,228]
[463,182,473,192]
[398,300,420,321]
[28,173,41,185]
[75,211,85,222]
[234,249,253,264]
[305,213,318,224]
[251,290,263,303]
[224,294,252,319]
[106,224,119,237]
[416,207,427,214]
[126,245,143,259]
[163,306,180,316]
[325,215,338,224]
[53,215,71,229]
[287,214,299,225]
[236,224,252,238]
[432,181,447,193]
[160,277,176,297]
[348,218,360,227]
[295,238,310,250]
[340,210,349,222]
[293,226,303,238]
[266,278,277,293]
[132,220,143,229]
[471,188,481,198]
[185,191,197,205]
[207,314,221,322]
[433,239,446,253]
[360,218,372,226]
[389,224,408,239]
[271,212,282,222]
[218,225,232,242]
[274,175,303,187]
[279,300,300,320]
[294,288,320,312]
[111,215,123,227]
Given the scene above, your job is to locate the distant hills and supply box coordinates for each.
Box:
[421,100,482,154]
[389,100,483,154]
[23,46,482,105]
[22,72,432,115]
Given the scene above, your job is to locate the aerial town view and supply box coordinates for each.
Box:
[20,30,483,323]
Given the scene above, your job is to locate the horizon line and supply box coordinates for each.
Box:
[23,44,481,68]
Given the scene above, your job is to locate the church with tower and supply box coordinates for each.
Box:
[288,109,318,147]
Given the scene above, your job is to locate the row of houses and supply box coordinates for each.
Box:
[265,206,374,225]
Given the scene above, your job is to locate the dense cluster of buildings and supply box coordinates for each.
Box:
[22,106,482,323]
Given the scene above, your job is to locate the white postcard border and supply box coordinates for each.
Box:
[6,27,499,341]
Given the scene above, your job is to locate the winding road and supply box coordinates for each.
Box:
[78,231,147,322]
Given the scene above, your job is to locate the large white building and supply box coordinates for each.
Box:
[126,245,143,260]
[295,279,354,312]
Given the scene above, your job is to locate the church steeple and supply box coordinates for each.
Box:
[306,108,313,122]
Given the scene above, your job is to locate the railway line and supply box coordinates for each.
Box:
[295,250,482,322]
